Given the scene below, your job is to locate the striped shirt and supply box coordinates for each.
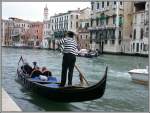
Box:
[58,37,78,55]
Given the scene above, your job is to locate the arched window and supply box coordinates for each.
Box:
[140,28,143,39]
[133,29,136,39]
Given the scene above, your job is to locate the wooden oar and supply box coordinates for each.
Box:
[74,64,89,86]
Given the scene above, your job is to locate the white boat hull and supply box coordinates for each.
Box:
[128,69,149,85]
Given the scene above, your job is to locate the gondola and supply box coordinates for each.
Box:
[16,57,108,102]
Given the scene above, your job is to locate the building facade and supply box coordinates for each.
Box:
[1,19,14,46]
[8,17,31,47]
[48,8,81,49]
[130,2,149,55]
[89,1,130,53]
[2,17,43,48]
[29,22,43,48]
[77,7,91,49]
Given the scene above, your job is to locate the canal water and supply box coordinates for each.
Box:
[2,47,149,112]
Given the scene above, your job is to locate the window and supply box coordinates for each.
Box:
[96,18,99,26]
[71,15,73,19]
[140,28,143,39]
[97,2,99,9]
[86,35,88,39]
[87,23,89,27]
[119,16,123,26]
[107,1,109,6]
[91,19,93,27]
[143,44,148,51]
[133,43,135,51]
[134,15,137,24]
[112,40,115,44]
[71,21,72,28]
[106,17,109,25]
[114,1,116,5]
[105,40,107,44]
[112,30,115,39]
[146,27,149,37]
[119,31,122,39]
[91,2,94,10]
[120,1,122,5]
[52,26,53,30]
[86,44,88,48]
[80,35,82,39]
[102,1,104,8]
[119,40,121,45]
[136,43,139,52]
[113,15,116,24]
[133,29,136,39]
[76,15,78,19]
[76,22,78,28]
[141,43,142,50]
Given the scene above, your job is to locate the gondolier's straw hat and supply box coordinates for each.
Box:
[66,31,76,38]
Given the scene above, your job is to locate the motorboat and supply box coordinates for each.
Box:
[128,66,149,85]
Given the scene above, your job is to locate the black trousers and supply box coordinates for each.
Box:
[61,53,76,86]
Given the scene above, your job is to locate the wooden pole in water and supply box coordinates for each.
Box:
[74,64,89,86]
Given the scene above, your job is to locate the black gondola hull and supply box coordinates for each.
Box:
[17,66,108,102]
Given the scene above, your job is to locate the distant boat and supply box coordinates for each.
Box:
[78,49,99,58]
[128,66,149,85]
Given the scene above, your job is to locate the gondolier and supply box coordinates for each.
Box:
[57,31,78,87]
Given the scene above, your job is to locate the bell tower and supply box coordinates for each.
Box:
[43,4,48,21]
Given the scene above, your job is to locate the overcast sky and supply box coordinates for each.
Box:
[2,2,91,22]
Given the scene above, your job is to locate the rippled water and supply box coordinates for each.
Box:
[2,47,149,112]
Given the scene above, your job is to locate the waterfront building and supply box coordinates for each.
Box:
[77,7,91,49]
[89,1,133,53]
[121,2,133,54]
[2,17,43,48]
[1,19,7,46]
[28,22,43,48]
[48,8,81,49]
[42,4,51,48]
[130,2,149,55]
[1,19,14,46]
[8,17,31,47]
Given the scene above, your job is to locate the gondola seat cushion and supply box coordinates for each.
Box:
[39,75,48,81]
[30,76,57,83]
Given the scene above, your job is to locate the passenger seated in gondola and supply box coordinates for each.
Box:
[30,67,43,78]
[42,66,52,77]
[21,62,33,75]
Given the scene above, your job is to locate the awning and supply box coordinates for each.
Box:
[54,31,67,38]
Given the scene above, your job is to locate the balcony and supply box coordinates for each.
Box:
[88,24,117,31]
[88,27,96,31]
